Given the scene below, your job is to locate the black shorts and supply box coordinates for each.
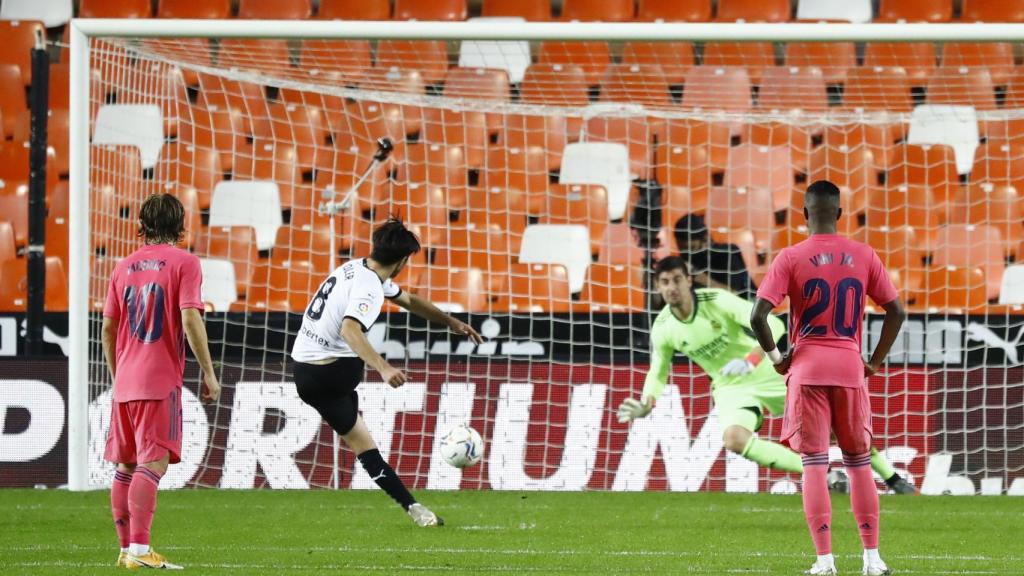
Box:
[293,357,364,435]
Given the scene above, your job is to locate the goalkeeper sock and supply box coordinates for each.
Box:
[741,436,804,473]
[801,453,832,556]
[111,469,133,549]
[358,449,416,511]
[844,452,880,550]
[869,447,897,482]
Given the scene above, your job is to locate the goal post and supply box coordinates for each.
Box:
[67,19,1024,494]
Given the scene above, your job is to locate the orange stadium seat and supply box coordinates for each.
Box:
[47,62,70,111]
[806,145,877,216]
[866,184,944,250]
[461,188,528,255]
[823,123,901,172]
[0,256,68,312]
[45,181,69,262]
[157,0,231,18]
[681,66,752,113]
[394,0,467,21]
[620,42,694,85]
[233,141,304,210]
[933,224,1005,299]
[520,63,590,106]
[598,222,644,265]
[422,108,489,168]
[941,43,1016,86]
[399,143,468,210]
[661,118,731,173]
[482,145,550,215]
[970,141,1024,187]
[245,260,319,312]
[0,221,16,264]
[217,39,291,77]
[436,224,512,293]
[80,0,152,18]
[443,67,510,136]
[706,185,774,250]
[197,226,260,297]
[926,67,997,110]
[482,0,550,20]
[154,144,224,210]
[1005,69,1024,108]
[169,185,202,251]
[657,142,713,206]
[501,114,568,169]
[863,43,938,87]
[561,0,634,21]
[584,116,661,180]
[784,43,857,86]
[600,63,672,107]
[376,41,449,85]
[702,42,775,86]
[274,219,334,271]
[637,0,712,21]
[888,143,960,203]
[0,194,27,248]
[257,102,330,170]
[841,66,914,113]
[756,66,828,113]
[182,103,248,173]
[540,184,609,255]
[388,183,449,247]
[725,143,795,212]
[0,21,44,85]
[952,182,1023,258]
[318,0,390,19]
[503,263,572,313]
[416,266,489,312]
[237,0,311,19]
[961,0,1024,22]
[913,265,987,311]
[537,42,611,87]
[0,65,25,138]
[770,223,809,256]
[1,141,56,191]
[581,264,646,311]
[855,225,926,293]
[298,40,372,85]
[716,0,791,21]
[878,0,952,22]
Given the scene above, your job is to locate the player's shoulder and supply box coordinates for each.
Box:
[652,306,675,330]
[695,287,729,303]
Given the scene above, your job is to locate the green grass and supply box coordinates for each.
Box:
[1,489,1021,575]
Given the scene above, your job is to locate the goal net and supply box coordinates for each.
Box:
[71,21,1024,495]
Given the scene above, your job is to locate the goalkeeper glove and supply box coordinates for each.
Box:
[617,397,653,423]
[720,358,755,377]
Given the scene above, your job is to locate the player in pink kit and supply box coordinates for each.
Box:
[750,181,906,576]
[101,193,221,570]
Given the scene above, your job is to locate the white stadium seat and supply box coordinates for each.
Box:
[208,181,283,251]
[519,224,592,293]
[92,104,165,170]
[559,141,632,221]
[908,105,979,175]
[199,258,237,312]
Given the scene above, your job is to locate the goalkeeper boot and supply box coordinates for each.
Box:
[885,473,917,495]
[408,503,444,527]
[804,557,838,575]
[862,553,892,576]
[125,550,183,570]
[827,469,850,494]
[116,551,129,568]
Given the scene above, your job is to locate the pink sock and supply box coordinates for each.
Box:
[844,452,880,550]
[111,470,133,548]
[128,466,162,546]
[801,453,832,555]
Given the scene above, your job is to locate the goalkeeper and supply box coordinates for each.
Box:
[618,256,915,493]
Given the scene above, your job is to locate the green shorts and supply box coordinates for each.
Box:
[712,374,787,432]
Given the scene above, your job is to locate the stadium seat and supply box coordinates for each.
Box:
[970,141,1024,188]
[888,143,959,205]
[952,182,1023,258]
[376,40,450,85]
[540,184,609,255]
[416,266,489,312]
[841,66,914,113]
[442,66,510,134]
[661,184,707,231]
[702,42,775,86]
[661,118,731,174]
[436,224,512,292]
[399,143,468,210]
[232,141,304,211]
[866,184,944,250]
[756,66,828,113]
[597,222,644,265]
[387,183,449,247]
[520,63,589,107]
[998,264,1024,304]
[2,0,69,26]
[246,259,319,312]
[482,0,550,20]
[770,223,809,256]
[0,221,15,264]
[559,142,631,220]
[717,0,791,21]
[933,224,1005,299]
[725,144,794,213]
[1,140,56,191]
[941,43,1016,87]
[620,42,694,85]
[257,102,329,170]
[600,64,672,107]
[79,0,149,18]
[0,256,67,312]
[913,265,987,311]
[519,225,592,293]
[394,0,466,21]
[583,115,660,181]
[45,181,69,261]
[501,114,568,169]
[182,103,247,173]
[237,0,311,19]
[208,181,283,251]
[46,62,70,111]
[537,42,611,87]
[461,188,528,255]
[0,20,45,85]
[681,66,752,114]
[299,40,372,85]
[92,104,164,170]
[862,43,938,87]
[561,0,634,21]
[783,43,857,85]
[0,193,27,248]
[481,145,549,215]
[155,144,224,211]
[503,263,572,312]
[705,185,774,251]
[157,0,231,18]
[459,22,531,84]
[196,226,260,297]
[581,264,646,311]
[926,67,997,110]
[422,108,488,168]
[342,81,425,142]
[823,123,901,173]
[961,0,1024,22]
[806,145,878,216]
[0,65,26,138]
[854,225,926,293]
[907,105,980,176]
[657,149,712,215]
[878,0,952,22]
[197,258,238,311]
[796,0,871,22]
[318,0,390,19]
[637,0,711,21]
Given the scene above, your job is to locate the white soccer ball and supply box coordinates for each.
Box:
[439,425,484,468]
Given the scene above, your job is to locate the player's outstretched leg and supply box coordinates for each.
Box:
[721,409,802,474]
[124,457,182,570]
[802,453,836,575]
[343,417,443,527]
[844,452,891,576]
[870,448,916,494]
[111,465,133,567]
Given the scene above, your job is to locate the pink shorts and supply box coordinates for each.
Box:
[104,388,182,465]
[781,382,873,455]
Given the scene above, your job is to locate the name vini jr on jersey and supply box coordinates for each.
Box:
[809,252,856,267]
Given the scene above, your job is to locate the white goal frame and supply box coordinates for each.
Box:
[66,19,1024,491]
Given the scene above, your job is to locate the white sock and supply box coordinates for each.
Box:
[864,548,882,563]
[817,553,835,565]
[129,543,150,556]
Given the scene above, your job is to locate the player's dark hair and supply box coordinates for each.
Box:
[673,213,708,252]
[806,179,841,201]
[369,218,421,265]
[654,255,691,279]
[137,193,185,245]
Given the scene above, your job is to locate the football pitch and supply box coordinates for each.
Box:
[2,489,1021,575]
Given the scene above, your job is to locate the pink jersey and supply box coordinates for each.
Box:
[103,244,204,402]
[757,234,899,387]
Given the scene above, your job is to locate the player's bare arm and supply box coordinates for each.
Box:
[181,308,221,403]
[101,316,118,380]
[864,298,907,376]
[340,317,406,388]
[391,291,483,344]
[750,298,789,375]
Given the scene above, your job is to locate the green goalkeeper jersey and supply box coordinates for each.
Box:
[642,288,787,401]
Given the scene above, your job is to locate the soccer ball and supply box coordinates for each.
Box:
[439,425,484,468]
